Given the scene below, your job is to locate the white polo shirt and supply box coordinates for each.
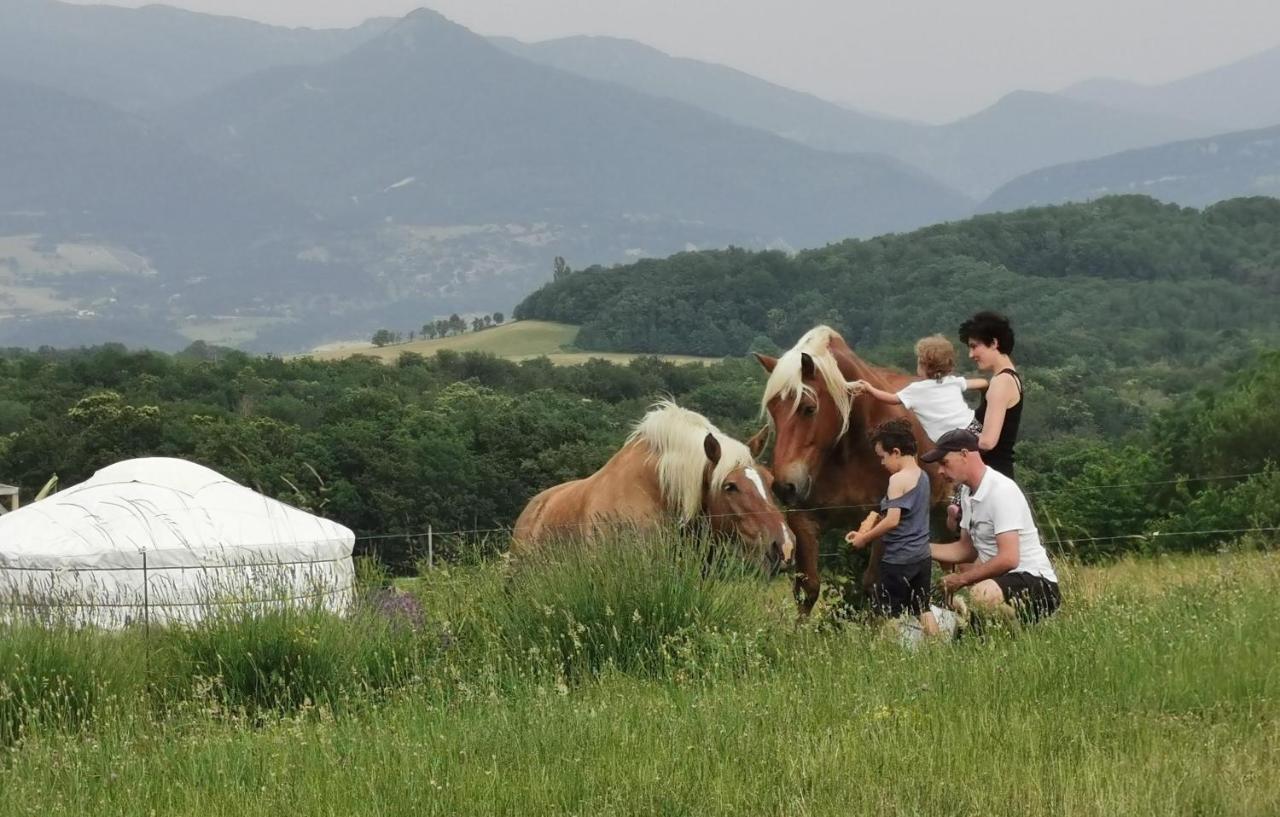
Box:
[959,467,1058,583]
[896,376,976,442]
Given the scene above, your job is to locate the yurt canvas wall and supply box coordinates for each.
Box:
[0,458,356,628]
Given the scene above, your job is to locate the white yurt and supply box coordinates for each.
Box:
[0,458,356,628]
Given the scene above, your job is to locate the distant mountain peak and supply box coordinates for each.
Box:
[356,6,490,58]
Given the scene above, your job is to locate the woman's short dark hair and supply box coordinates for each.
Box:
[869,418,917,456]
[959,311,1015,354]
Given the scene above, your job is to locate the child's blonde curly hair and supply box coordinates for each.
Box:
[915,335,956,380]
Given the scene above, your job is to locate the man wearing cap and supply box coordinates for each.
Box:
[923,428,1061,621]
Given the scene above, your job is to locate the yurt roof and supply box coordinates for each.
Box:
[0,458,353,571]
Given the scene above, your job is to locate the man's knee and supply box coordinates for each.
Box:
[968,579,1005,610]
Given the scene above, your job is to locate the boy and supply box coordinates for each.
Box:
[849,335,986,443]
[846,419,939,637]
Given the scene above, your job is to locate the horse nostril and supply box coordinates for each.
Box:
[774,482,795,501]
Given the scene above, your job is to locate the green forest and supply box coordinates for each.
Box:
[516,195,1279,367]
[0,343,1274,572]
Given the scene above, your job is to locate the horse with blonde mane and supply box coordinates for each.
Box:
[753,326,946,614]
[513,401,795,571]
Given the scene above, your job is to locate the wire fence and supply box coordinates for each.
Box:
[1,470,1274,627]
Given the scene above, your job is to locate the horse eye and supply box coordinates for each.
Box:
[723,483,738,492]
[801,405,817,417]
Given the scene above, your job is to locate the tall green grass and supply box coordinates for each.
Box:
[495,532,782,681]
[1,544,1276,815]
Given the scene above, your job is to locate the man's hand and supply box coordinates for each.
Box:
[942,572,969,592]
[846,531,868,550]
[946,502,961,533]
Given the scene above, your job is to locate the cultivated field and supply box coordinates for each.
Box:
[1,540,1276,816]
[303,320,720,366]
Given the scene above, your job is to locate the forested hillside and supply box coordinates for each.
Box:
[516,196,1280,367]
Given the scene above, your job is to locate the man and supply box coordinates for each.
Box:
[923,429,1060,621]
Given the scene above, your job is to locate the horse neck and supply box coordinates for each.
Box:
[600,439,689,518]
[817,337,926,509]
[828,336,911,389]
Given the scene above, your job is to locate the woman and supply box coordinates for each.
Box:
[959,311,1023,479]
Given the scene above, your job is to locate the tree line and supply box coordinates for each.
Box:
[372,313,506,347]
[0,343,1274,572]
[514,195,1280,365]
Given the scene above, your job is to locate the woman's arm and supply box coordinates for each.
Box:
[849,380,902,405]
[977,373,1017,452]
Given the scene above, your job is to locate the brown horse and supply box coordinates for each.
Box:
[753,326,946,614]
[512,400,795,571]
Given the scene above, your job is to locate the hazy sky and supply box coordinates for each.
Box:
[73,0,1280,122]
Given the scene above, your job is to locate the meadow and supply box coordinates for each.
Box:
[1,537,1276,817]
[304,320,719,366]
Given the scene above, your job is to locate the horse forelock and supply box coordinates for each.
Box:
[760,325,853,438]
[628,400,756,523]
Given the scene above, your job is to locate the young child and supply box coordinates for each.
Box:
[849,335,986,444]
[846,418,939,637]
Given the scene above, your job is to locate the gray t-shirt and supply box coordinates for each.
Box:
[880,470,931,565]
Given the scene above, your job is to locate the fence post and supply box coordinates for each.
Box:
[142,549,150,636]
[427,526,434,571]
[142,549,151,683]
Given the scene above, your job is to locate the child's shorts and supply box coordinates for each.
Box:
[872,556,933,617]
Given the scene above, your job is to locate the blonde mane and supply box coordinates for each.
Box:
[627,400,756,523]
[760,325,854,438]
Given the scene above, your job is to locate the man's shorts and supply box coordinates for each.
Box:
[993,571,1061,621]
[872,557,933,618]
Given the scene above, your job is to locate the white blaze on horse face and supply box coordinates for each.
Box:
[744,468,768,501]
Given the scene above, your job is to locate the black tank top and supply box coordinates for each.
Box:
[975,368,1023,478]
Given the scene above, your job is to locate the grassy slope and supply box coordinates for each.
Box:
[1,552,1276,816]
[304,320,719,366]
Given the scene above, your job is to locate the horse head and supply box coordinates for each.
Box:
[699,432,795,573]
[754,326,856,504]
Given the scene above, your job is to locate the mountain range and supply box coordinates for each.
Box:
[495,35,1221,198]
[1063,45,1280,134]
[0,0,1277,351]
[983,125,1280,212]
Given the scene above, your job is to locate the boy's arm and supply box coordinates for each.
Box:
[848,472,909,547]
[965,378,989,391]
[849,380,903,405]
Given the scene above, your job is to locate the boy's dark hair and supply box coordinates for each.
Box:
[959,311,1015,354]
[869,418,917,456]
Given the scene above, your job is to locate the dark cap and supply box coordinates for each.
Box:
[920,428,980,463]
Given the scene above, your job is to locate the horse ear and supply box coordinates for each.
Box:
[800,352,816,380]
[754,353,778,373]
[703,432,722,467]
[747,425,770,458]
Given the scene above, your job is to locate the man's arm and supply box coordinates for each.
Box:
[931,529,978,565]
[943,530,1019,590]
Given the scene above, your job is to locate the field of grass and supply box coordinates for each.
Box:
[303,320,720,366]
[1,543,1276,816]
